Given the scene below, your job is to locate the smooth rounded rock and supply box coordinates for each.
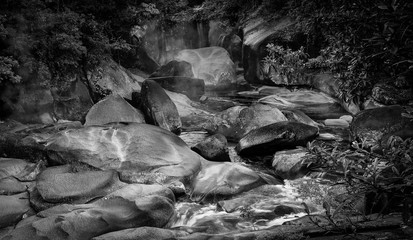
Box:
[236,122,319,156]
[85,94,145,126]
[141,80,182,134]
[45,123,202,185]
[92,227,189,240]
[191,134,230,162]
[272,148,311,180]
[0,192,32,228]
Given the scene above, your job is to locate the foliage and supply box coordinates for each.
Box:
[304,137,413,230]
[0,56,21,85]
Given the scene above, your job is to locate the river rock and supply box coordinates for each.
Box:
[140,80,182,134]
[92,227,189,240]
[148,76,205,101]
[0,177,28,195]
[191,134,230,162]
[323,119,350,128]
[350,105,413,150]
[174,47,237,88]
[31,195,175,240]
[45,123,202,185]
[189,161,277,202]
[272,148,312,179]
[0,192,32,228]
[165,90,213,131]
[85,94,145,126]
[205,104,288,142]
[87,58,141,100]
[107,184,175,203]
[281,109,319,128]
[0,157,44,181]
[257,89,347,119]
[236,122,319,156]
[36,165,126,204]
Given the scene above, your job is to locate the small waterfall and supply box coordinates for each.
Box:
[197,21,209,48]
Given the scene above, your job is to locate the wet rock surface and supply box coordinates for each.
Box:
[191,134,230,162]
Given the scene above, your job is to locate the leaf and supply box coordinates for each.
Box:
[302,202,311,215]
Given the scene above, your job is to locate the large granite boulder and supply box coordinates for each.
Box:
[36,165,126,204]
[87,58,142,101]
[174,47,237,88]
[236,121,319,156]
[191,134,230,162]
[45,123,202,185]
[189,161,278,202]
[272,148,312,179]
[93,227,189,240]
[205,104,288,142]
[140,80,182,134]
[85,94,145,126]
[350,105,413,150]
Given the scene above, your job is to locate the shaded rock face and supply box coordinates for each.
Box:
[189,162,274,202]
[29,195,174,240]
[36,165,126,204]
[350,105,413,150]
[272,148,311,180]
[92,227,189,240]
[150,60,194,78]
[148,76,205,101]
[87,58,142,101]
[236,121,319,156]
[52,78,94,122]
[372,83,413,105]
[0,192,33,228]
[140,80,182,134]
[242,17,296,84]
[174,47,237,88]
[191,134,230,162]
[85,94,145,126]
[281,109,319,128]
[205,104,288,142]
[45,123,202,185]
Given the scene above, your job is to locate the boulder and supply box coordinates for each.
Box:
[107,184,175,203]
[92,227,189,240]
[140,80,182,134]
[0,157,44,181]
[148,76,205,101]
[174,47,237,88]
[236,121,319,156]
[36,165,126,204]
[189,161,278,202]
[281,109,319,128]
[0,177,29,195]
[85,94,145,126]
[165,90,213,131]
[205,104,288,142]
[257,89,347,119]
[31,195,175,240]
[323,119,350,128]
[372,83,413,105]
[191,134,230,162]
[350,105,413,150]
[272,148,312,179]
[0,192,32,228]
[87,58,142,100]
[45,123,202,185]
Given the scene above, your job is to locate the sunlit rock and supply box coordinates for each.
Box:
[107,184,175,203]
[36,165,126,204]
[191,134,230,162]
[272,148,312,180]
[87,58,141,100]
[236,121,319,156]
[205,104,288,142]
[174,47,237,89]
[45,123,202,185]
[140,80,182,134]
[281,109,319,128]
[323,119,349,128]
[0,177,28,195]
[189,161,278,202]
[85,94,145,126]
